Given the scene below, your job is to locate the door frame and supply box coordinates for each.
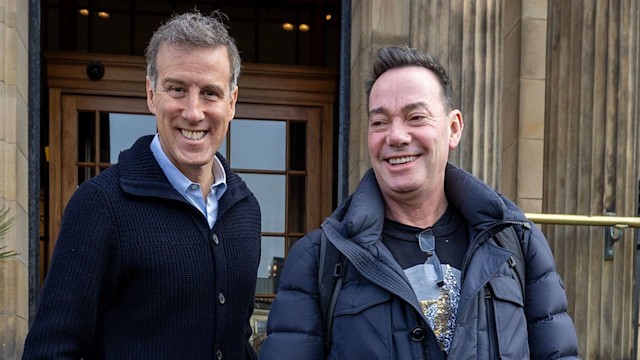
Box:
[45,51,336,272]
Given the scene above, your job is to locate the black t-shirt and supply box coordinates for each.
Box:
[381,205,469,269]
[380,205,470,353]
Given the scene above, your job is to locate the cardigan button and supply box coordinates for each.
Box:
[216,349,223,359]
[410,326,425,341]
[218,292,226,304]
[212,233,219,245]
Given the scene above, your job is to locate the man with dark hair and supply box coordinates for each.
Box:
[23,11,261,359]
[259,46,579,359]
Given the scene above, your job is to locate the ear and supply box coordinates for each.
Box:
[228,86,239,120]
[146,78,157,115]
[448,109,464,149]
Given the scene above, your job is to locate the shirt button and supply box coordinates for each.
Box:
[218,292,225,304]
[189,184,198,191]
[212,234,219,245]
[410,326,425,341]
[216,349,222,359]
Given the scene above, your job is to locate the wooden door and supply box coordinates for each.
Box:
[49,95,328,293]
[46,53,336,296]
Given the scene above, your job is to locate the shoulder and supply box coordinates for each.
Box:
[65,168,121,212]
[287,229,323,263]
[277,230,323,284]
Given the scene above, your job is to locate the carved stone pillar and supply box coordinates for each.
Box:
[411,0,504,187]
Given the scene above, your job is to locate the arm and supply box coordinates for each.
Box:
[524,224,580,359]
[22,183,118,359]
[259,230,325,360]
[244,298,258,360]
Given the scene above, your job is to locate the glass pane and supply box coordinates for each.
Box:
[78,166,96,186]
[99,112,110,163]
[288,175,306,233]
[256,236,285,294]
[240,173,285,232]
[230,119,286,170]
[219,135,227,160]
[289,121,306,171]
[78,111,96,163]
[108,113,156,164]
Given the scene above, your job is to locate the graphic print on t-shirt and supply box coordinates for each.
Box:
[381,206,469,354]
[404,262,461,353]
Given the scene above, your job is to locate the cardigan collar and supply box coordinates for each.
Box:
[117,135,253,217]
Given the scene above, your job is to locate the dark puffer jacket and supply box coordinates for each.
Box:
[260,164,579,360]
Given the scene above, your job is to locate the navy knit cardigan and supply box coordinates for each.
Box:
[23,135,262,359]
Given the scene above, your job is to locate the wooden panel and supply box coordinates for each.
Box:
[544,1,639,358]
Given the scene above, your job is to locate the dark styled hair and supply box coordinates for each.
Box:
[145,10,241,92]
[364,46,454,112]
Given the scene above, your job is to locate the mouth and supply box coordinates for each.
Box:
[180,129,206,140]
[387,155,417,165]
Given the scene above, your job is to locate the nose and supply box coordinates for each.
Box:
[182,92,205,122]
[387,121,411,146]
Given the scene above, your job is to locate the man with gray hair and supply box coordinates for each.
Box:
[23,10,261,359]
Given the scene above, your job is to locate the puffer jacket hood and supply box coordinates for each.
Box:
[326,164,527,247]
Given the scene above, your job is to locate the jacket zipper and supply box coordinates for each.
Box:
[484,285,498,359]
[422,336,430,360]
[460,219,529,285]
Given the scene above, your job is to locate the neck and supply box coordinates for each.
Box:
[182,164,215,198]
[383,191,448,228]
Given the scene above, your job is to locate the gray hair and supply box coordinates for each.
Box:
[365,46,454,112]
[145,10,241,92]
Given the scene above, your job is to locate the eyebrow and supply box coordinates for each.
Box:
[369,101,431,117]
[161,77,225,92]
[161,77,186,86]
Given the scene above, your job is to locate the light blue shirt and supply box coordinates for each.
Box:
[150,134,227,229]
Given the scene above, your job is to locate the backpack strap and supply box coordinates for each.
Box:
[493,223,530,299]
[317,231,347,354]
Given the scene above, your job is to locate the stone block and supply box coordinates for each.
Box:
[517,138,543,199]
[521,18,547,79]
[523,0,548,20]
[519,79,545,139]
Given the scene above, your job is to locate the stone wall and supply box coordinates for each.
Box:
[0,0,30,358]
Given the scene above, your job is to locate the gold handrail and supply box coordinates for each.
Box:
[524,213,640,228]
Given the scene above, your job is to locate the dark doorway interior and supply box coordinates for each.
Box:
[42,0,341,67]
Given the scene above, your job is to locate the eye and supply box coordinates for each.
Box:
[409,114,426,122]
[168,86,186,96]
[201,88,221,101]
[369,118,388,129]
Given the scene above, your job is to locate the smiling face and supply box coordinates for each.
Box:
[146,44,238,182]
[368,66,463,206]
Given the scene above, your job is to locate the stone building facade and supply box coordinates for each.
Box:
[1,0,638,359]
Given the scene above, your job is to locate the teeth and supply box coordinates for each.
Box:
[388,156,416,165]
[181,130,205,140]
